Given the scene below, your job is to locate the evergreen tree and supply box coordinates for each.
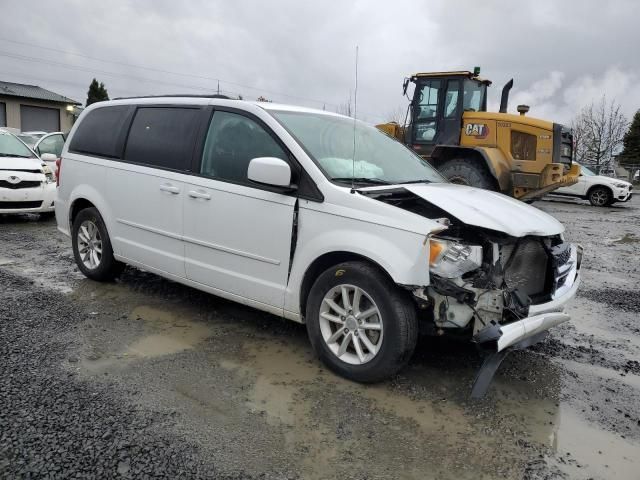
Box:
[86,78,110,106]
[620,109,640,166]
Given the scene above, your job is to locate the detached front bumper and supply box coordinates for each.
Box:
[470,243,582,397]
[475,243,582,352]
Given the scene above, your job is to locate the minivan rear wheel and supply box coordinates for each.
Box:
[72,207,124,281]
[305,261,418,383]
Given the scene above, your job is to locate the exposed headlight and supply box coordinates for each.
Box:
[429,238,483,278]
[613,182,628,189]
[42,165,55,183]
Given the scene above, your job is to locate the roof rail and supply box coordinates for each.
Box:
[113,94,233,100]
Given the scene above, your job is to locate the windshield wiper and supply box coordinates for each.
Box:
[332,177,391,186]
[0,153,32,158]
[397,179,433,184]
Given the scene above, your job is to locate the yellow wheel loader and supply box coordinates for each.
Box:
[377,69,580,200]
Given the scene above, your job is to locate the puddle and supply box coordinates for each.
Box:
[81,305,212,371]
[548,406,639,479]
[126,306,211,358]
[612,233,639,244]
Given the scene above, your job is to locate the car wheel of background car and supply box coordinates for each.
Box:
[306,261,418,383]
[72,207,124,281]
[588,186,612,207]
[438,158,497,191]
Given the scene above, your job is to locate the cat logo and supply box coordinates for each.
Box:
[465,123,489,139]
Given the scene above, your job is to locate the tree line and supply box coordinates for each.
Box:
[572,96,639,175]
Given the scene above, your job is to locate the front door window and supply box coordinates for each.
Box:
[200,111,288,184]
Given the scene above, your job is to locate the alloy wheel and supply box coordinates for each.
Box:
[590,189,609,206]
[77,219,103,269]
[318,284,383,365]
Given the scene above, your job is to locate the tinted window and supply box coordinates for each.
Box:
[69,106,130,158]
[200,111,287,183]
[125,107,200,170]
[37,134,65,157]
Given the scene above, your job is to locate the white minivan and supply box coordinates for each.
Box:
[56,97,582,394]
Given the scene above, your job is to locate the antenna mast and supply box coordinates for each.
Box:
[351,46,359,193]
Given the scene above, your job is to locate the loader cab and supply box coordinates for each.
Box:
[407,71,490,153]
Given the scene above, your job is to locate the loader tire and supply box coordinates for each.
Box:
[438,158,497,191]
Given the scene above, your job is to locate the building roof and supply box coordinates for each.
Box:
[0,80,81,105]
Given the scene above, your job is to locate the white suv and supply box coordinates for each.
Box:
[56,97,582,394]
[552,163,633,206]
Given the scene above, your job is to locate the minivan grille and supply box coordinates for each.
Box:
[0,180,42,189]
[0,201,43,209]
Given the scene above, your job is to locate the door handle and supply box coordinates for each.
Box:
[160,184,180,194]
[188,190,211,200]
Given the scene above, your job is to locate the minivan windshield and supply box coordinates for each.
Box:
[0,131,37,158]
[270,110,446,186]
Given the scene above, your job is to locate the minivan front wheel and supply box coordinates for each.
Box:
[306,261,417,383]
[72,207,123,281]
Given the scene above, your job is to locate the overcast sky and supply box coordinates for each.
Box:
[1,0,639,124]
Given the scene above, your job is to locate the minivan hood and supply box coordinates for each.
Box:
[360,183,564,237]
[404,183,564,237]
[0,156,43,171]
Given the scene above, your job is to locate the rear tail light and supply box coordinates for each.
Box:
[55,157,62,186]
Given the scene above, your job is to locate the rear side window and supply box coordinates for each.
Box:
[69,106,130,158]
[125,107,200,170]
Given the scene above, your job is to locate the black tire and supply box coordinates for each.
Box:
[438,158,497,191]
[588,186,612,207]
[305,261,418,383]
[71,207,124,281]
[38,211,55,220]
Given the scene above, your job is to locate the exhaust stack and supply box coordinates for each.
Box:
[499,79,514,113]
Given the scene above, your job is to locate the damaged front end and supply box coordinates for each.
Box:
[361,186,582,397]
[422,232,582,397]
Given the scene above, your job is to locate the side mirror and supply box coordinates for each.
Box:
[41,153,57,162]
[247,157,292,188]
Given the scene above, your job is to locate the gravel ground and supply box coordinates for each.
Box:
[0,195,639,479]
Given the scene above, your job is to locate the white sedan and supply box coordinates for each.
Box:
[551,163,633,206]
[0,130,56,217]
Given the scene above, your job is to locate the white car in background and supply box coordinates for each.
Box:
[551,164,633,206]
[0,130,56,217]
[17,131,66,176]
